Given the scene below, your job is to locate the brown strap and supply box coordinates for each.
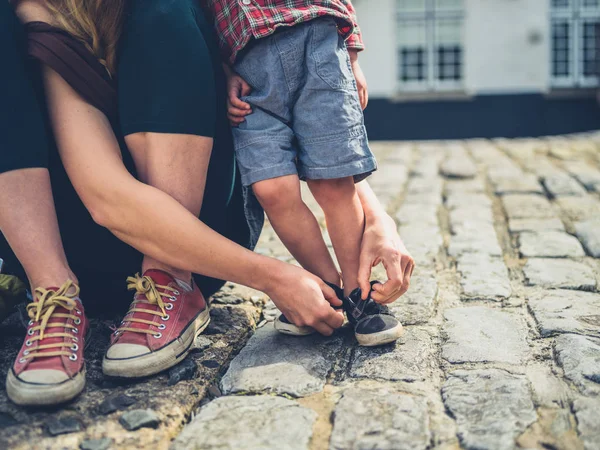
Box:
[25,21,117,121]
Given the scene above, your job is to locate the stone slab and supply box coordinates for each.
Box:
[442,307,529,364]
[446,193,492,209]
[573,398,600,450]
[574,219,600,257]
[555,196,600,222]
[502,195,556,219]
[395,203,438,227]
[507,218,565,233]
[445,179,486,194]
[399,224,442,268]
[528,290,600,338]
[555,334,600,396]
[543,174,587,197]
[172,396,316,450]
[440,157,477,179]
[442,369,536,450]
[523,258,596,291]
[518,231,585,258]
[389,273,437,325]
[220,326,342,397]
[492,175,544,195]
[349,328,437,382]
[330,385,430,450]
[457,254,512,299]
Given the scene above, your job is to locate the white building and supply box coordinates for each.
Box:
[355,0,600,139]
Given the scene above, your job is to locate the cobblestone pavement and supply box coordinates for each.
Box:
[2,132,600,449]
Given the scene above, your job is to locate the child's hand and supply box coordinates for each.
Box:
[348,50,368,110]
[226,72,253,126]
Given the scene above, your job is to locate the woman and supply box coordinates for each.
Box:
[0,0,414,406]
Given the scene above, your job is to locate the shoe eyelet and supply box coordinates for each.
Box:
[74,318,81,325]
[158,324,166,330]
[72,337,79,342]
[153,332,162,339]
[169,296,177,301]
[69,354,77,361]
[23,350,30,356]
[71,344,79,351]
[72,328,79,334]
[25,340,32,347]
[165,303,174,311]
[28,320,33,326]
[27,329,34,336]
[75,309,82,315]
[161,314,170,321]
[173,290,180,296]
[18,358,26,364]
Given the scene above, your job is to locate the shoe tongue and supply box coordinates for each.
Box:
[141,269,175,286]
[27,295,80,371]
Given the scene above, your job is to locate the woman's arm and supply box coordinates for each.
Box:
[356,181,415,303]
[41,66,344,335]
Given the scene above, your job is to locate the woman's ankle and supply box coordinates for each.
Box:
[141,258,191,283]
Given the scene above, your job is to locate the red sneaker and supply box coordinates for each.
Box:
[6,281,87,405]
[102,269,210,378]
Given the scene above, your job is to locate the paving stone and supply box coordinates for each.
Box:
[448,207,495,230]
[448,232,503,258]
[502,195,556,219]
[542,174,587,197]
[442,307,528,364]
[528,290,600,338]
[523,258,596,291]
[555,334,600,396]
[220,326,342,397]
[395,203,438,226]
[47,417,83,436]
[389,273,437,325]
[119,409,160,431]
[518,231,585,258]
[574,219,600,257]
[168,358,198,386]
[80,438,112,450]
[349,328,437,382]
[98,394,137,415]
[555,196,600,222]
[492,175,544,195]
[507,217,565,233]
[456,254,511,299]
[573,397,600,450]
[445,179,486,194]
[330,384,430,450]
[398,225,442,267]
[442,369,536,450]
[406,176,443,195]
[172,396,316,450]
[525,364,571,408]
[446,193,492,209]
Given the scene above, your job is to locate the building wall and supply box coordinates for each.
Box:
[464,0,550,95]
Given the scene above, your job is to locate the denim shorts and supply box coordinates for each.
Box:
[232,17,377,187]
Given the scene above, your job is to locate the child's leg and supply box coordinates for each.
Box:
[252,174,341,286]
[307,177,364,296]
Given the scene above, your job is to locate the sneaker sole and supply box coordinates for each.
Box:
[6,368,86,406]
[273,318,315,336]
[355,322,404,347]
[102,309,210,378]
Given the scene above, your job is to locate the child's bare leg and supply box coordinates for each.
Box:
[252,175,341,286]
[307,177,364,296]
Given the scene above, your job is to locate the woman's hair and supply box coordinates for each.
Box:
[46,0,125,74]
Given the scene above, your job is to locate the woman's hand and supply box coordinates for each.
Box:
[263,263,344,336]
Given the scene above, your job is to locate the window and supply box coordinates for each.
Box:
[551,0,600,87]
[397,0,464,91]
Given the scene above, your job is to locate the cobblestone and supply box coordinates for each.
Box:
[3,136,600,449]
[330,384,430,450]
[442,307,529,364]
[442,369,536,450]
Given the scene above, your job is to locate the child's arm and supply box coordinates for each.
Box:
[345,1,368,109]
[223,63,252,126]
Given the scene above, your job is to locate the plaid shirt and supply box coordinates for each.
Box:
[201,0,364,63]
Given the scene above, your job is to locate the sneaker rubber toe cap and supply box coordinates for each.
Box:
[105,343,151,360]
[355,314,401,335]
[18,369,69,384]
